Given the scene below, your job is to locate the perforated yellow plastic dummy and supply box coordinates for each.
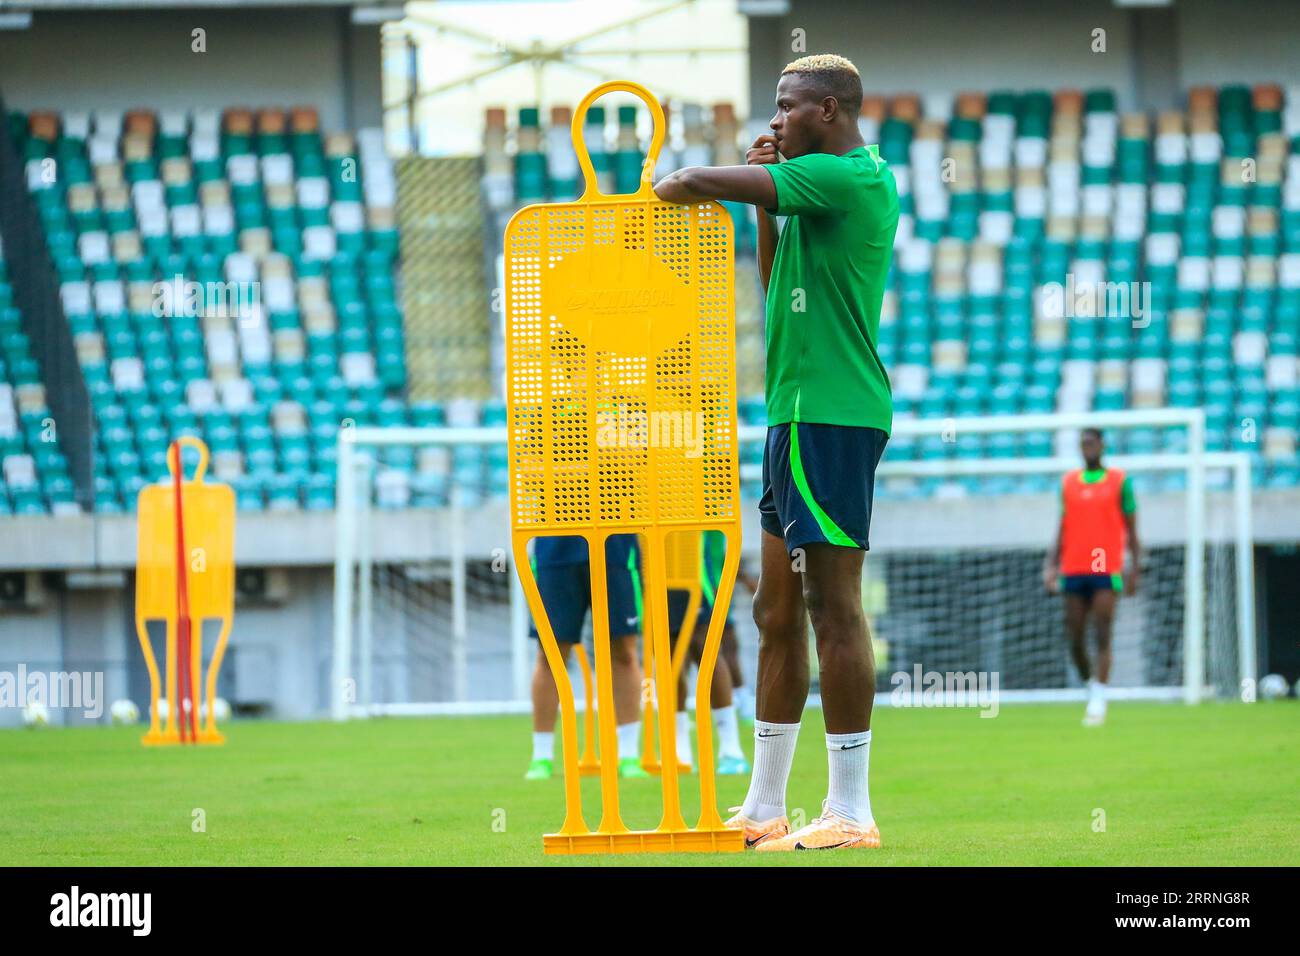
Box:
[505,81,743,854]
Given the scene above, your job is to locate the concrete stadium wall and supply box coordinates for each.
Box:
[747,0,1300,126]
[750,0,1134,113]
[0,566,333,728]
[1,488,1296,726]
[0,7,382,131]
[1177,0,1300,90]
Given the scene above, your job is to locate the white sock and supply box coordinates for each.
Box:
[713,705,743,760]
[532,731,554,761]
[739,720,800,822]
[825,730,872,825]
[675,710,692,767]
[616,720,639,760]
[1089,679,1107,703]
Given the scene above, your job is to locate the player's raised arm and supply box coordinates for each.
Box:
[653,162,777,209]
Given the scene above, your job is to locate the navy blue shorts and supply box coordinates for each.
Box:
[759,423,888,553]
[529,542,642,644]
[1061,573,1123,599]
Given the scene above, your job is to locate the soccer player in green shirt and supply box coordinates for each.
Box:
[656,53,898,851]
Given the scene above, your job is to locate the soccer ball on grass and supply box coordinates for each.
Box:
[1258,673,1290,700]
[110,699,140,725]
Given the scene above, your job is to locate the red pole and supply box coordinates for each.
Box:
[172,442,196,743]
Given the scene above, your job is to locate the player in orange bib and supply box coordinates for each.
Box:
[1042,428,1142,726]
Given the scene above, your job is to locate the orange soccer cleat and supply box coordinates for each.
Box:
[754,801,881,852]
[724,807,790,849]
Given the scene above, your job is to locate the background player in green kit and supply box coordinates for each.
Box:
[656,53,898,850]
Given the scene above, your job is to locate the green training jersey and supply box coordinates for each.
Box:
[762,144,899,432]
[700,529,726,603]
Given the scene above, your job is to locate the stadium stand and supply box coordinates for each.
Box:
[4,83,1298,514]
[866,84,1300,496]
[481,84,1300,499]
[10,106,406,512]
[0,239,78,515]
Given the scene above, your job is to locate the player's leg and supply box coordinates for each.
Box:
[530,643,575,732]
[753,499,815,720]
[727,528,805,843]
[687,605,748,774]
[753,529,812,718]
[720,624,753,721]
[1062,585,1092,682]
[525,561,586,780]
[609,631,649,776]
[606,539,649,778]
[726,423,819,845]
[1083,581,1119,726]
[762,541,883,849]
[665,589,695,771]
[803,543,872,731]
[754,423,885,852]
[1091,584,1117,684]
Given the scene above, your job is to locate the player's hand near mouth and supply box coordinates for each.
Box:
[746,134,781,289]
[747,133,781,165]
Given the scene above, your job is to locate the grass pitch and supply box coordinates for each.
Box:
[2,701,1296,866]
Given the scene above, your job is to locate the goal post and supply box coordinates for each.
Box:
[867,408,1254,705]
[330,426,532,721]
[331,409,1256,719]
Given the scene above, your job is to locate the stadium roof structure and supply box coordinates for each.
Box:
[389,1,746,117]
[0,0,400,11]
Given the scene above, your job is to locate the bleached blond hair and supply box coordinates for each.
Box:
[781,53,863,115]
[783,53,860,77]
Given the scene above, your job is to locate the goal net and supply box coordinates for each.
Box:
[864,409,1254,705]
[330,429,529,718]
[331,409,1255,719]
